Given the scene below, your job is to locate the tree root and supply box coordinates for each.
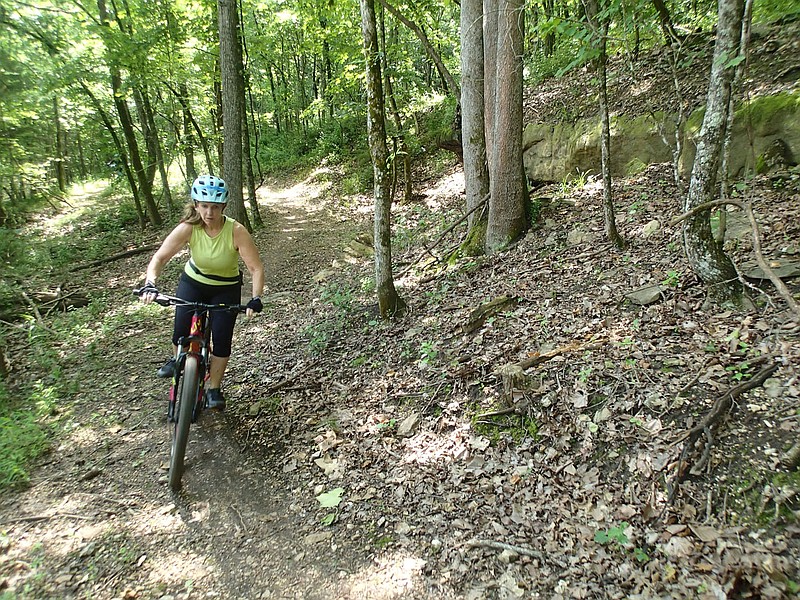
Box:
[669,362,779,505]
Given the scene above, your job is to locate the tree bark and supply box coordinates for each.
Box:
[683,0,745,305]
[360,0,405,318]
[460,0,489,252]
[486,0,528,253]
[584,0,624,248]
[218,0,252,230]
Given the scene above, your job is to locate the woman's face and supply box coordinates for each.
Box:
[195,202,225,226]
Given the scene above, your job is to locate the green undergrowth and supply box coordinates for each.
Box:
[0,380,57,489]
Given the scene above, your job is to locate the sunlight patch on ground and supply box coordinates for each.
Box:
[343,552,428,599]
[34,179,112,235]
[422,170,464,209]
[399,427,467,467]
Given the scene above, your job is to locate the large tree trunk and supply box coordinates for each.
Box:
[486,0,528,253]
[360,0,405,318]
[460,0,489,253]
[218,0,251,230]
[683,0,745,305]
[483,0,498,172]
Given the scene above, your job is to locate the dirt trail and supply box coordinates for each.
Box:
[0,172,387,600]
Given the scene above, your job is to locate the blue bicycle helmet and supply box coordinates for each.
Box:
[191,175,228,203]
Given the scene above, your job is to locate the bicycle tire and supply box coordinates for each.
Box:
[169,355,199,491]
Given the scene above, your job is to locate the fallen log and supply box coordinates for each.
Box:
[69,244,158,272]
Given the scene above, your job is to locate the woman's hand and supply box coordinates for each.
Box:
[245,296,263,317]
[140,281,159,304]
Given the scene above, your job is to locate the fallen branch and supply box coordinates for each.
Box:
[670,199,800,319]
[397,194,489,277]
[465,538,545,560]
[70,243,159,272]
[515,337,607,371]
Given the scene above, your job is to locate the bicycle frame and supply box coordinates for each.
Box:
[168,309,211,423]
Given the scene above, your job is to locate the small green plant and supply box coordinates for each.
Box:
[662,270,680,288]
[316,487,344,526]
[0,382,57,489]
[725,361,752,381]
[594,522,650,562]
[594,522,629,546]
[418,341,437,367]
[578,366,592,383]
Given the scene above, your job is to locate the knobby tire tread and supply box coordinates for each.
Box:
[169,356,199,491]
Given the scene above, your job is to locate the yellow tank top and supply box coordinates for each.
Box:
[184,217,241,285]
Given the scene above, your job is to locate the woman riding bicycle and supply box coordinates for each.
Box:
[139,175,264,410]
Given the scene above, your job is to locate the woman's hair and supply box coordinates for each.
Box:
[181,202,203,225]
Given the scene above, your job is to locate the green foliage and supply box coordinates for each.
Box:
[303,281,359,354]
[753,0,800,23]
[662,270,680,288]
[471,403,538,445]
[0,382,56,489]
[595,522,650,562]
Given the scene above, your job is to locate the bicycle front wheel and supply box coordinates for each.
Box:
[169,355,200,491]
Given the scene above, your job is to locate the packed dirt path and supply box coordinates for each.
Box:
[0,171,404,600]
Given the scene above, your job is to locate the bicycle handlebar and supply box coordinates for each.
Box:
[132,288,247,313]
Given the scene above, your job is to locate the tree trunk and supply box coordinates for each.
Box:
[683,0,745,305]
[96,0,160,227]
[168,82,213,177]
[376,0,460,100]
[584,0,624,248]
[78,81,146,229]
[379,9,412,204]
[132,87,158,186]
[53,97,67,193]
[181,82,198,185]
[486,0,528,253]
[483,0,498,172]
[139,86,175,215]
[360,0,405,318]
[218,0,251,230]
[242,93,263,227]
[460,0,489,253]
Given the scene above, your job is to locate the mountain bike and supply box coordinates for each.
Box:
[133,288,246,491]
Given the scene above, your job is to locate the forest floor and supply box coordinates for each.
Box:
[2,20,800,600]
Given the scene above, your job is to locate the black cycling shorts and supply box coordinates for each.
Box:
[172,273,241,358]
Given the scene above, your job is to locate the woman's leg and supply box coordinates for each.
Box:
[208,355,229,389]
